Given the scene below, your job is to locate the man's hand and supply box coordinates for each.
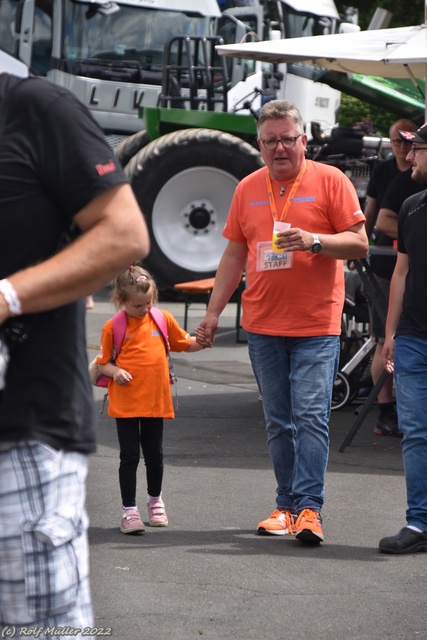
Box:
[195,313,219,348]
[382,337,395,374]
[0,295,9,325]
[276,227,312,252]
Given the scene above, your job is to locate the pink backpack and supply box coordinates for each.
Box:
[89,308,172,388]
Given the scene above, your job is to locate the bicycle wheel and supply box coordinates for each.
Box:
[331,372,352,411]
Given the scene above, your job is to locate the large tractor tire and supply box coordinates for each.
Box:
[125,128,263,289]
[114,130,150,168]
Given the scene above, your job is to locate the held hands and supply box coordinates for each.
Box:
[113,367,133,385]
[195,313,218,348]
[275,227,313,252]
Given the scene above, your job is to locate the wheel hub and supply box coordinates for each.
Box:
[180,199,216,235]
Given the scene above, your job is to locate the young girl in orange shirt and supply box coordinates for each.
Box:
[96,265,205,534]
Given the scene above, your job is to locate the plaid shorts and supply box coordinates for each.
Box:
[0,441,93,636]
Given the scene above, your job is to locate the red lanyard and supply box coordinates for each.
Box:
[265,163,307,222]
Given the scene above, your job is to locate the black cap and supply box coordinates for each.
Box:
[399,122,427,143]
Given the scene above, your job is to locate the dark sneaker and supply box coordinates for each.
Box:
[373,411,402,438]
[379,527,427,554]
[294,508,324,544]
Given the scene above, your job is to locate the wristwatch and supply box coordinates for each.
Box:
[308,233,322,254]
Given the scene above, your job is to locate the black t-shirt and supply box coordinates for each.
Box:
[0,74,128,453]
[375,170,427,281]
[367,157,399,205]
[381,168,427,212]
[366,158,399,280]
[396,189,427,340]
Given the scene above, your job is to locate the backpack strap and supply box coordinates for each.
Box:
[111,309,128,358]
[150,307,178,396]
[149,307,169,353]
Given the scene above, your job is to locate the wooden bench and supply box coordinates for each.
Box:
[173,278,215,332]
[174,276,247,342]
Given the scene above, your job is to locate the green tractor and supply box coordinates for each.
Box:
[116,30,384,290]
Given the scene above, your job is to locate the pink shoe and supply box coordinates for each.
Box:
[147,495,168,527]
[120,508,145,534]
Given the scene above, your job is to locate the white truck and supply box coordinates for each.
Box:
[0,0,378,287]
[0,0,356,140]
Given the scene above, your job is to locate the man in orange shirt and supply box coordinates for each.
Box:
[196,100,368,544]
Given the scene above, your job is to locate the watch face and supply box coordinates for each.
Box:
[310,242,322,253]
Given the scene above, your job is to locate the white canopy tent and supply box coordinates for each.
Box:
[216,21,427,117]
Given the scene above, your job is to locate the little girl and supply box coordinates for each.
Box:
[96,265,205,534]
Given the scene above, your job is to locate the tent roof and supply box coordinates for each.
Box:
[217,25,427,79]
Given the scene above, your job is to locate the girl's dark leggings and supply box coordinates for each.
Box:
[116,417,164,507]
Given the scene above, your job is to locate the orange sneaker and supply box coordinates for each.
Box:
[294,508,324,544]
[257,509,295,536]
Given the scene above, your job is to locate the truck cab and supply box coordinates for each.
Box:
[0,0,220,143]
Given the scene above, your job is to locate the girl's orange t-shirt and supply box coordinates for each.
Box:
[96,310,190,419]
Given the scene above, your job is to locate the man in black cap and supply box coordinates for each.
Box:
[379,122,427,554]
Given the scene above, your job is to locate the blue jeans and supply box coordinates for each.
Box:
[247,333,340,514]
[394,335,427,531]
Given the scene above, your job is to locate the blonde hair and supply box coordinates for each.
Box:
[111,265,158,309]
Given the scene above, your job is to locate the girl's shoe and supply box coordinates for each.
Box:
[120,508,145,534]
[147,495,168,527]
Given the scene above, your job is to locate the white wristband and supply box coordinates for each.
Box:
[0,279,22,316]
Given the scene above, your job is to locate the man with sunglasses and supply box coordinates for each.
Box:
[363,119,417,438]
[379,123,427,554]
[196,99,368,545]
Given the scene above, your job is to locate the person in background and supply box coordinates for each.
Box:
[195,99,368,545]
[96,266,205,535]
[0,72,149,632]
[363,119,417,437]
[376,167,427,241]
[379,122,427,554]
[353,115,374,136]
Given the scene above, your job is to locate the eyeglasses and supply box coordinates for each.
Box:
[391,138,412,146]
[409,146,427,157]
[260,134,302,150]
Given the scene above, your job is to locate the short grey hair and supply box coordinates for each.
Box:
[257,99,304,136]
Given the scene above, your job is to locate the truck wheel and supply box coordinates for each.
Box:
[114,130,150,168]
[125,128,263,288]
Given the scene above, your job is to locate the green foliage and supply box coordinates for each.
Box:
[335,2,425,135]
[338,93,398,136]
[336,2,424,29]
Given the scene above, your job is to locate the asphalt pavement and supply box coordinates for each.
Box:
[85,291,424,640]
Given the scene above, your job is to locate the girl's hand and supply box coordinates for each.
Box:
[113,368,133,385]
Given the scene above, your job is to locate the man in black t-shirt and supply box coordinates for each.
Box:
[379,122,427,554]
[363,119,417,437]
[377,168,427,240]
[0,74,149,629]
